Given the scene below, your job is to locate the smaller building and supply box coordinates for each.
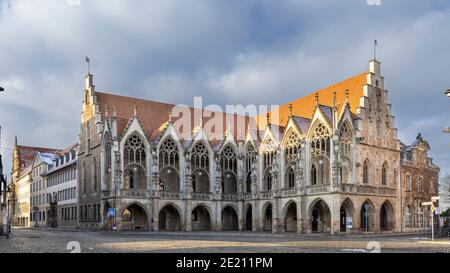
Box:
[43,143,78,228]
[401,133,440,230]
[30,152,57,228]
[15,166,32,227]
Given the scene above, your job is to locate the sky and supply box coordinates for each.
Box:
[0,0,449,185]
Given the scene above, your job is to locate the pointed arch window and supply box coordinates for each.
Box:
[82,161,87,194]
[159,137,179,170]
[245,144,257,194]
[124,134,146,167]
[310,122,330,156]
[220,145,237,173]
[284,130,301,163]
[191,142,209,171]
[311,164,317,185]
[339,121,352,158]
[287,167,295,188]
[363,159,370,184]
[93,158,98,192]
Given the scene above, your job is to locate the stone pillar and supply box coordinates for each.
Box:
[238,200,244,231]
[185,199,192,232]
[330,197,341,235]
[296,199,302,233]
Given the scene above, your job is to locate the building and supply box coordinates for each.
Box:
[29,151,57,228]
[10,137,57,227]
[43,143,78,228]
[77,58,438,234]
[400,133,440,230]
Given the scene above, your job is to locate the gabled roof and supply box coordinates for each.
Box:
[97,92,250,143]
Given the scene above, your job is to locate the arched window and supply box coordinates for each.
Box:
[311,164,317,185]
[310,122,330,156]
[124,133,147,190]
[286,167,295,188]
[406,175,411,191]
[159,137,179,169]
[86,120,91,152]
[404,205,412,228]
[363,159,370,184]
[104,133,111,174]
[191,142,209,171]
[381,162,388,186]
[220,144,238,194]
[266,172,272,191]
[339,121,352,158]
[245,144,257,193]
[93,158,98,192]
[82,161,87,194]
[124,133,146,167]
[159,137,180,192]
[284,129,301,163]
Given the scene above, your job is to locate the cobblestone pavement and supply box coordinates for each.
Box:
[1,228,450,253]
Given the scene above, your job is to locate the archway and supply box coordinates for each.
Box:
[245,204,253,231]
[309,199,331,233]
[380,201,394,231]
[222,206,238,231]
[121,203,149,230]
[263,203,273,231]
[360,200,375,232]
[340,198,355,232]
[222,171,237,194]
[191,205,211,231]
[159,204,181,231]
[285,202,297,232]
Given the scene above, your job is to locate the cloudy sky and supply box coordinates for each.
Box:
[0,0,449,180]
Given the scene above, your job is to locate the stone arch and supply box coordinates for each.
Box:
[158,203,182,231]
[285,165,295,189]
[158,136,180,192]
[310,155,330,185]
[380,200,395,231]
[159,166,180,192]
[120,202,149,230]
[340,198,356,232]
[244,203,253,231]
[220,144,238,194]
[222,205,238,231]
[191,204,212,231]
[263,167,273,191]
[262,202,273,231]
[283,200,297,232]
[308,198,331,233]
[381,161,388,186]
[360,199,375,232]
[363,158,371,184]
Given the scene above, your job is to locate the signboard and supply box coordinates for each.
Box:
[346,217,353,229]
[435,207,441,214]
[108,208,116,217]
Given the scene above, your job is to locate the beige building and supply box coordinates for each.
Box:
[10,137,57,227]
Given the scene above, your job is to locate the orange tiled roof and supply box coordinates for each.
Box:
[97,92,250,142]
[258,71,368,128]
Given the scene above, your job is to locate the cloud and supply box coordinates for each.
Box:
[0,0,449,178]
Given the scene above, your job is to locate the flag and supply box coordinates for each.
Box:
[85,56,90,63]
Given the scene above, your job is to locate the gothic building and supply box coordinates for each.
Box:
[76,59,434,234]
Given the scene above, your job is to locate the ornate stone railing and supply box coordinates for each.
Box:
[192,192,213,200]
[260,191,273,199]
[159,191,182,199]
[341,183,357,193]
[221,193,239,201]
[120,189,149,198]
[357,185,378,194]
[307,184,330,194]
[242,193,252,200]
[281,188,297,197]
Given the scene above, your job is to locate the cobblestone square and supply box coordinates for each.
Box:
[1,228,450,253]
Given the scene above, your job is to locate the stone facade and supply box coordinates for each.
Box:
[400,134,440,230]
[76,59,437,234]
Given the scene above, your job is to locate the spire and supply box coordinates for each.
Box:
[199,114,203,128]
[133,104,137,117]
[168,109,172,124]
[266,112,271,127]
[227,118,232,132]
[14,135,17,146]
[315,93,319,107]
[332,92,337,110]
[289,103,293,118]
[345,89,350,107]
